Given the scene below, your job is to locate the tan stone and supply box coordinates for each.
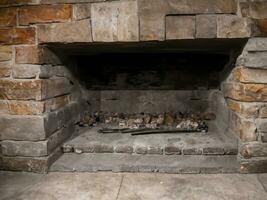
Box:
[73,3,91,20]
[240,2,267,19]
[15,45,61,64]
[217,15,252,38]
[0,27,35,45]
[196,15,217,38]
[166,15,195,39]
[237,118,258,142]
[91,1,139,42]
[255,19,267,37]
[19,5,72,25]
[0,7,17,27]
[0,95,70,115]
[0,62,11,77]
[0,78,71,100]
[223,82,267,102]
[139,14,165,41]
[233,67,267,84]
[241,142,267,159]
[12,64,40,79]
[0,0,38,6]
[226,99,260,118]
[38,19,92,43]
[0,45,12,61]
[260,106,267,118]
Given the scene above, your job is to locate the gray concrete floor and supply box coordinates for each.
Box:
[0,172,267,200]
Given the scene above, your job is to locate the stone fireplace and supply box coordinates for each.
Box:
[0,0,267,173]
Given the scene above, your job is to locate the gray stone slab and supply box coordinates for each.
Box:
[63,122,237,155]
[0,171,122,200]
[258,174,267,193]
[50,153,239,174]
[118,173,267,200]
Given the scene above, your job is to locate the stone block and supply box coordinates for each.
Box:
[196,15,217,38]
[15,45,61,65]
[73,3,91,20]
[12,64,40,79]
[217,15,251,38]
[0,62,11,77]
[139,14,165,41]
[240,1,267,19]
[262,132,267,142]
[38,19,92,43]
[0,27,35,45]
[256,118,267,133]
[114,145,133,154]
[226,99,260,118]
[166,15,195,40]
[241,142,267,159]
[238,118,258,142]
[0,45,12,61]
[138,0,237,16]
[240,157,267,173]
[244,37,267,52]
[260,106,267,118]
[255,19,267,36]
[0,7,17,27]
[237,52,267,69]
[182,148,202,155]
[93,144,114,153]
[0,102,79,141]
[41,0,104,3]
[147,146,163,154]
[233,67,267,84]
[0,0,39,6]
[19,5,72,25]
[91,1,139,42]
[223,82,267,102]
[0,78,71,100]
[135,146,147,154]
[1,147,62,173]
[203,147,225,155]
[165,145,181,155]
[0,95,70,115]
[1,125,73,157]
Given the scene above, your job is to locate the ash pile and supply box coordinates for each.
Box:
[79,112,214,135]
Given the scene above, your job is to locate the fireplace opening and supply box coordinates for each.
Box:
[49,39,246,157]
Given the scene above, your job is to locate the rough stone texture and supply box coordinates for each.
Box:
[237,52,267,69]
[166,16,195,39]
[240,1,267,19]
[0,7,17,27]
[0,27,35,44]
[256,118,267,133]
[15,46,61,65]
[1,125,74,157]
[0,95,70,115]
[226,99,260,118]
[50,153,239,174]
[223,82,267,102]
[0,102,79,141]
[40,0,104,3]
[0,45,12,61]
[244,37,267,52]
[139,14,165,41]
[262,132,267,142]
[12,64,40,79]
[0,78,71,100]
[260,106,267,118]
[196,15,217,38]
[19,5,72,25]
[1,147,62,173]
[255,19,267,36]
[91,1,139,42]
[73,3,91,20]
[240,157,267,173]
[164,145,182,155]
[233,67,267,84]
[0,0,39,6]
[241,142,267,158]
[235,117,258,142]
[217,15,252,38]
[38,19,92,43]
[0,62,11,77]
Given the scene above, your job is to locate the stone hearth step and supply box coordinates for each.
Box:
[50,153,239,174]
[61,123,238,156]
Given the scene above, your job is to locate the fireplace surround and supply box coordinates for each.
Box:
[0,0,267,173]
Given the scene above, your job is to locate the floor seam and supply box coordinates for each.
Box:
[115,174,124,200]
